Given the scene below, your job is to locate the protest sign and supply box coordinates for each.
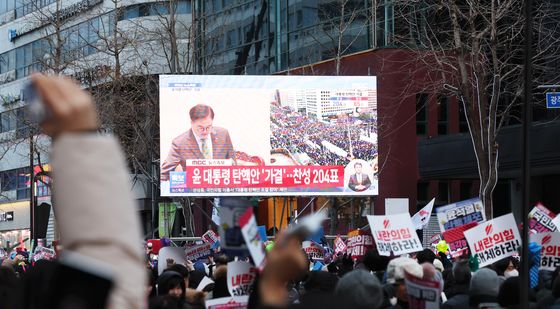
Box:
[160,75,378,197]
[529,204,557,234]
[334,235,347,255]
[227,261,258,297]
[436,198,486,232]
[346,229,374,259]
[405,272,441,309]
[464,213,521,268]
[442,222,478,258]
[239,207,266,269]
[368,213,423,256]
[185,243,213,261]
[531,232,560,271]
[202,230,221,245]
[411,198,435,230]
[257,226,268,242]
[205,296,248,309]
[158,247,187,275]
[302,241,326,262]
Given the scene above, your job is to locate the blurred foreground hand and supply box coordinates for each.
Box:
[31,73,98,137]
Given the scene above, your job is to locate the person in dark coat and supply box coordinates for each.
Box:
[443,260,471,309]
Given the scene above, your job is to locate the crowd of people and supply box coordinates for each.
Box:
[0,74,554,309]
[270,102,378,167]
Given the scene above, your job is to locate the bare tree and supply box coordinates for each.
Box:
[389,0,560,218]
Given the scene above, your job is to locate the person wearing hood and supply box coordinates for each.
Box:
[334,270,383,309]
[298,270,339,308]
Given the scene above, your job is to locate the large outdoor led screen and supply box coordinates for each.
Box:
[160,75,378,196]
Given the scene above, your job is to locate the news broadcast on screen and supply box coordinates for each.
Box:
[159,75,378,196]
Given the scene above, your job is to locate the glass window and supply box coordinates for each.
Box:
[437,180,449,205]
[177,0,191,14]
[416,93,428,135]
[458,100,469,133]
[150,3,168,16]
[1,169,16,191]
[1,110,16,133]
[123,5,140,20]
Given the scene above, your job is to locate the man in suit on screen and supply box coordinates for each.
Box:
[348,162,371,192]
[161,104,234,180]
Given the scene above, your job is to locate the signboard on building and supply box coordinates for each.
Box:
[0,211,13,222]
[546,92,560,109]
[436,198,486,232]
[159,75,378,196]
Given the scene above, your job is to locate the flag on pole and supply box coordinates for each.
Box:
[411,198,435,230]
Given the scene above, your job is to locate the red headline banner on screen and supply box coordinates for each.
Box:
[160,75,378,197]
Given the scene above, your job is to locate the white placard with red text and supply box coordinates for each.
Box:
[367,213,423,256]
[302,241,326,262]
[531,232,560,271]
[202,230,221,245]
[227,261,258,297]
[405,272,441,309]
[464,213,521,268]
[205,296,248,309]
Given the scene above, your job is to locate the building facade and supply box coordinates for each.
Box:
[0,0,193,246]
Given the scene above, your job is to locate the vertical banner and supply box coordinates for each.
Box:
[346,229,374,259]
[435,198,486,232]
[159,75,378,197]
[531,232,560,271]
[405,272,441,309]
[529,204,557,234]
[158,202,178,238]
[442,222,478,258]
[464,213,521,268]
[239,207,266,269]
[368,213,423,256]
[227,261,258,297]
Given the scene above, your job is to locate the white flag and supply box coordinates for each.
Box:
[411,198,435,230]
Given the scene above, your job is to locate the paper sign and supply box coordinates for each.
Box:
[158,247,187,275]
[334,236,347,255]
[529,204,557,234]
[239,207,266,269]
[442,222,478,258]
[227,261,258,297]
[197,276,215,291]
[368,213,423,256]
[185,243,213,261]
[302,241,326,262]
[205,296,248,309]
[346,229,374,259]
[531,232,560,271]
[436,198,486,232]
[203,230,221,245]
[464,213,521,268]
[405,272,441,309]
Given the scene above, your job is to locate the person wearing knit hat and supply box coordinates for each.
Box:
[385,257,424,308]
[469,268,499,307]
[334,269,383,309]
